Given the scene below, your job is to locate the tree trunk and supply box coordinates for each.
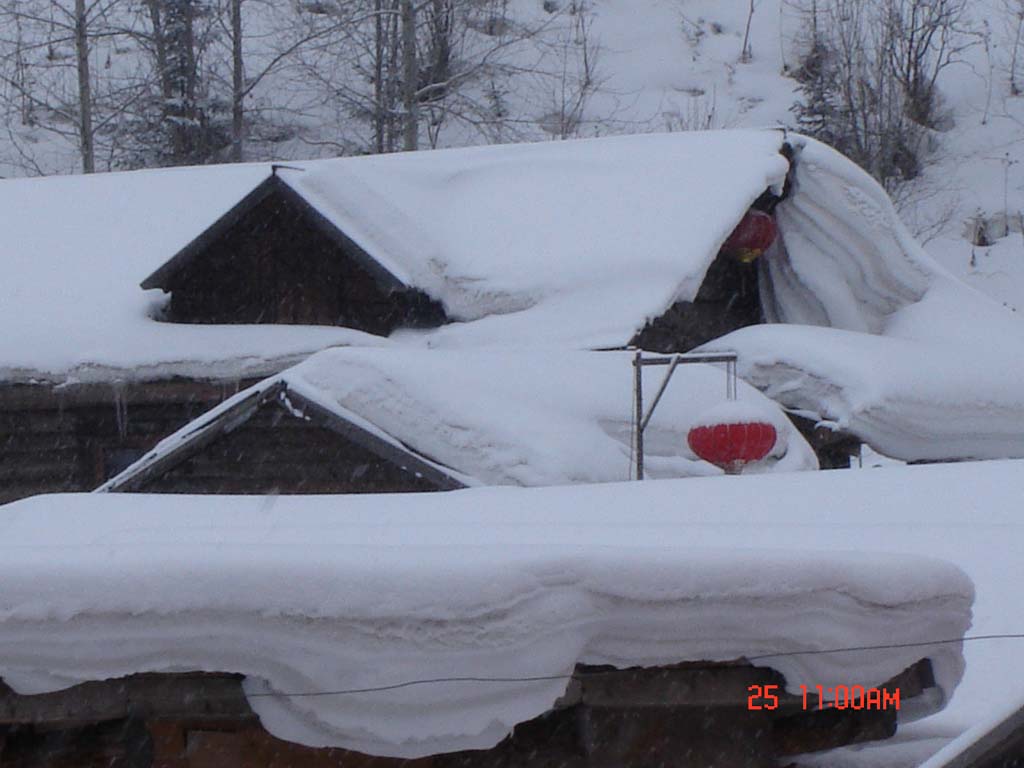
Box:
[231,0,244,162]
[164,0,199,164]
[374,0,385,154]
[401,0,418,151]
[75,0,95,173]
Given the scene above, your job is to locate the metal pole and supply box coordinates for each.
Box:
[634,350,644,480]
[640,355,682,433]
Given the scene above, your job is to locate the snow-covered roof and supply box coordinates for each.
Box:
[693,139,1024,463]
[706,323,1024,462]
[276,130,788,345]
[0,130,790,383]
[0,161,385,385]
[0,479,973,757]
[918,695,1024,768]
[6,127,1020,451]
[99,347,818,491]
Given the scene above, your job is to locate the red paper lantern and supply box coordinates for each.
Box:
[687,421,778,474]
[721,210,777,263]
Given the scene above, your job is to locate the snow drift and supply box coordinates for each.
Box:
[0,487,973,757]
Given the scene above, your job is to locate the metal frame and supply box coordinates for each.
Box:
[632,349,739,480]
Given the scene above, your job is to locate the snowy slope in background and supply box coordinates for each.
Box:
[0,483,973,757]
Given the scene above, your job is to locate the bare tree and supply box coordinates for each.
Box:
[0,0,126,172]
[740,0,758,63]
[401,0,417,149]
[881,0,970,127]
[286,0,564,154]
[792,0,972,189]
[228,0,241,159]
[536,1,601,139]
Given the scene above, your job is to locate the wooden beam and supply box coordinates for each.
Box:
[280,390,467,492]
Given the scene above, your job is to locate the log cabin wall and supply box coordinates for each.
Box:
[163,188,446,335]
[0,380,255,505]
[0,380,444,505]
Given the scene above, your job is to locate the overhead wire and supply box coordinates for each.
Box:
[245,632,1024,698]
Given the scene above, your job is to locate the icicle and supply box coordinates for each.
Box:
[112,383,128,441]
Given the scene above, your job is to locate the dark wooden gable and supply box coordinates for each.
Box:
[143,174,447,336]
[630,254,764,353]
[104,384,465,495]
[631,146,795,354]
[147,408,441,494]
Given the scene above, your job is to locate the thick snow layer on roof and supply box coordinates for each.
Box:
[762,137,934,333]
[0,163,384,383]
[285,130,789,347]
[0,130,792,379]
[708,324,1024,462]
[282,348,817,483]
[100,348,817,490]
[0,479,973,757]
[5,128,1016,398]
[696,137,1024,462]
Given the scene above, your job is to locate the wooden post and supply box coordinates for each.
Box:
[634,350,644,480]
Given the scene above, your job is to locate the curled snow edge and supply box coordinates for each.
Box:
[0,491,972,758]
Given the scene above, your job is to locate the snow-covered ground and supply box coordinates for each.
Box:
[0,464,988,758]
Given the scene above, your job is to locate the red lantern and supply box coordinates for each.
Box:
[687,421,778,474]
[721,210,777,263]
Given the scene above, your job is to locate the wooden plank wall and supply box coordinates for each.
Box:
[0,379,442,504]
[0,380,250,504]
[0,661,935,768]
[165,189,446,334]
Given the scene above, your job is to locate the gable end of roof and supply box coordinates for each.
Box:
[96,381,467,494]
[140,172,408,294]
